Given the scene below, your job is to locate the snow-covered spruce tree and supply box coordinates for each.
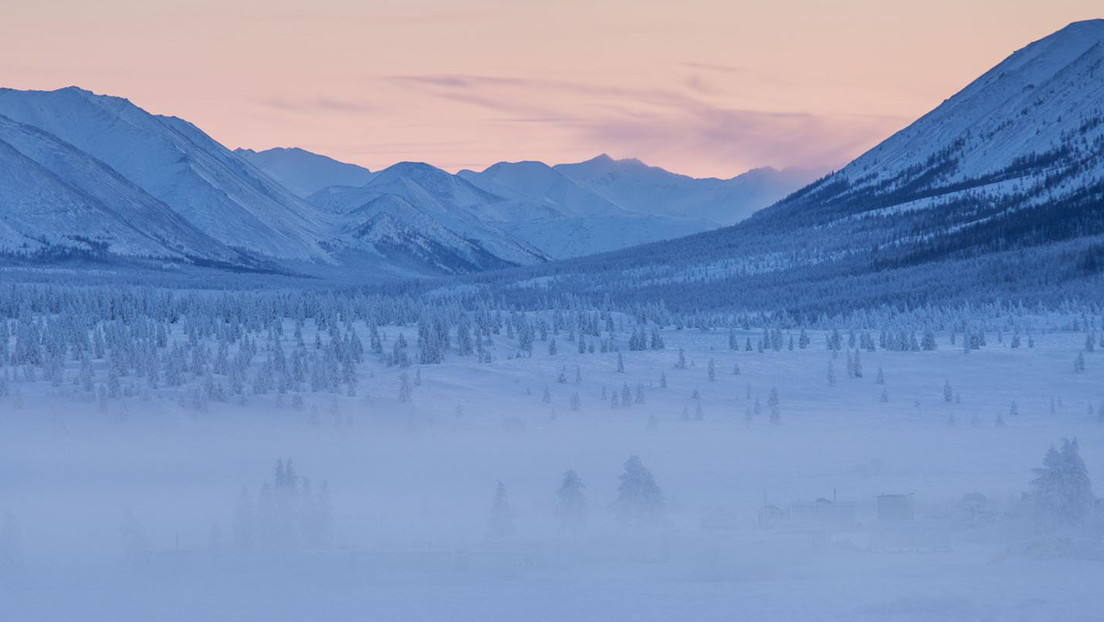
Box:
[556,470,588,535]
[1075,352,1086,374]
[487,481,515,538]
[456,321,473,356]
[616,351,625,373]
[232,486,255,550]
[768,387,781,424]
[398,371,412,403]
[649,327,664,350]
[612,455,665,528]
[120,506,149,565]
[707,358,716,381]
[922,329,938,351]
[1028,438,1094,529]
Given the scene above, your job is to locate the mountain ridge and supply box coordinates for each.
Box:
[443,20,1104,314]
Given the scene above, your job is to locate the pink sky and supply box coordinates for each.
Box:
[1,1,1099,177]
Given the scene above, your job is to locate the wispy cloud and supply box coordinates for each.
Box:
[384,71,906,173]
[258,96,386,115]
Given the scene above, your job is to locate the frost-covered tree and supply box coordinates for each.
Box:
[487,481,514,538]
[768,387,781,424]
[555,470,587,535]
[120,506,148,565]
[921,330,937,351]
[232,487,255,549]
[612,455,665,528]
[398,371,412,403]
[1028,438,1094,528]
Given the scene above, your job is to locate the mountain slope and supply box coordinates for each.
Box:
[458,20,1104,314]
[0,114,257,266]
[334,194,519,274]
[457,160,716,257]
[0,87,330,261]
[309,161,549,266]
[237,147,375,198]
[555,155,814,226]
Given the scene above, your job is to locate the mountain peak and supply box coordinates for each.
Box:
[1055,18,1104,36]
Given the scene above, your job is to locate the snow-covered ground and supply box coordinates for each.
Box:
[1,326,1103,621]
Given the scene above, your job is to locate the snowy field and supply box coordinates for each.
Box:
[2,324,1103,621]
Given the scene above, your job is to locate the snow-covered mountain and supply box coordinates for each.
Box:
[554,155,815,226]
[0,87,330,261]
[0,86,810,277]
[471,20,1104,313]
[0,87,545,275]
[336,194,520,274]
[0,114,258,267]
[236,147,375,198]
[310,161,549,266]
[456,160,720,257]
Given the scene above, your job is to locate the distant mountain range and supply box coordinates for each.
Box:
[243,149,811,260]
[6,19,1100,313]
[455,20,1104,314]
[0,84,810,278]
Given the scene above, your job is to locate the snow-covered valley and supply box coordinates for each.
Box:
[2,302,1103,621]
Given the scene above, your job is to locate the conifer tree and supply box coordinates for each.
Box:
[612,455,665,528]
[556,470,587,535]
[487,481,515,538]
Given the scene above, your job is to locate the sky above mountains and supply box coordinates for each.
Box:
[1,1,1099,177]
